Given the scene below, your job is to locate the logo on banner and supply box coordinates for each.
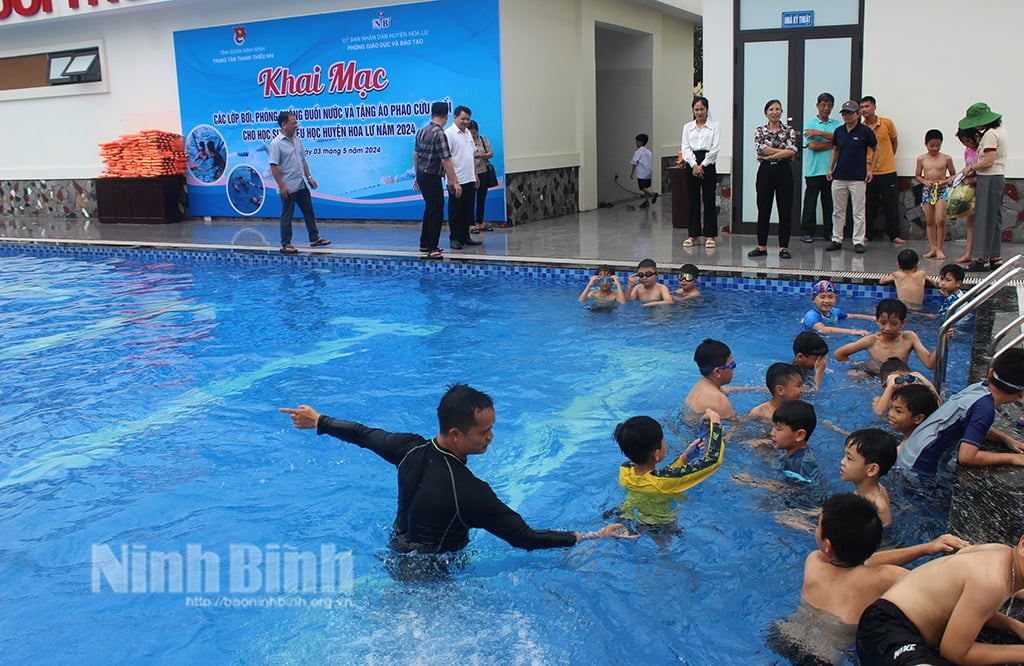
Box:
[233,26,246,45]
[372,10,390,29]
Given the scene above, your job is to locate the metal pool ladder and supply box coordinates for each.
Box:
[933,255,1024,394]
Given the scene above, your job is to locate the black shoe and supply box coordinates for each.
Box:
[450,240,463,250]
[652,192,660,204]
[747,248,767,257]
[639,201,649,209]
[461,238,482,246]
[854,244,866,254]
[779,248,792,259]
[825,241,842,251]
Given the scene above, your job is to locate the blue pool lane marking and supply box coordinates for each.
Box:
[0,317,441,488]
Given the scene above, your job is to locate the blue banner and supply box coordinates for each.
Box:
[173,0,504,221]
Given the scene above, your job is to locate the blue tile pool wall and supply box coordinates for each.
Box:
[0,242,926,303]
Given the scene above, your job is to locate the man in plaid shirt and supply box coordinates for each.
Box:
[414,102,460,259]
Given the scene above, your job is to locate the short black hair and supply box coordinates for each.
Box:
[846,428,897,477]
[596,264,614,275]
[764,98,782,113]
[772,400,816,438]
[467,119,479,131]
[956,127,981,145]
[679,263,699,279]
[793,331,828,357]
[430,101,449,117]
[453,105,471,118]
[816,92,835,105]
[437,383,493,434]
[277,111,295,127]
[614,415,663,465]
[990,348,1024,394]
[637,258,657,271]
[879,357,911,383]
[694,338,731,377]
[635,133,649,145]
[859,95,877,106]
[940,263,965,283]
[892,384,939,419]
[925,129,943,143]
[820,493,883,565]
[876,298,908,321]
[897,248,919,270]
[766,362,802,393]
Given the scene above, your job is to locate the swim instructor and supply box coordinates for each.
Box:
[280,383,634,553]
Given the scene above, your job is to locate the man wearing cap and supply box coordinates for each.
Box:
[860,96,904,244]
[826,101,879,254]
[956,103,1008,272]
[800,93,840,243]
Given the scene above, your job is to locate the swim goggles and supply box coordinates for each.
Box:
[680,273,696,282]
[810,280,836,296]
[894,375,918,385]
[992,369,1024,392]
[597,276,614,283]
[699,359,737,374]
[636,271,657,278]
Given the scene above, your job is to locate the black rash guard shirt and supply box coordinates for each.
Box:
[317,416,578,553]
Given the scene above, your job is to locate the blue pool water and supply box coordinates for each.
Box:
[0,249,973,663]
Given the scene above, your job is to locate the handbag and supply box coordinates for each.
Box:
[484,163,499,189]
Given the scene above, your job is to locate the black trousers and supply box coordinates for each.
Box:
[800,175,832,238]
[865,171,900,241]
[685,152,718,238]
[417,171,445,250]
[448,181,476,243]
[755,161,793,248]
[475,175,489,224]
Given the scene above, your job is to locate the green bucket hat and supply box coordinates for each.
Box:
[959,102,1002,129]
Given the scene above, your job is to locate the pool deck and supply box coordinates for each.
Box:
[4,200,1024,282]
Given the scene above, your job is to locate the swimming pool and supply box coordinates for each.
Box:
[0,246,973,663]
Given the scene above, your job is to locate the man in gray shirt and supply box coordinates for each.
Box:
[269,111,330,254]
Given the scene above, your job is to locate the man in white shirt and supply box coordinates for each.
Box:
[444,106,481,249]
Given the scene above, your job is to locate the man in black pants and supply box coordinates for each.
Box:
[413,102,460,259]
[860,96,905,244]
[280,383,633,554]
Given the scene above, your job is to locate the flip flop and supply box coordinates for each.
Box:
[705,238,717,248]
[425,249,443,260]
[683,238,695,247]
[310,238,331,247]
[281,246,298,254]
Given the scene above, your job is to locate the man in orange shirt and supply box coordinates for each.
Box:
[860,96,905,245]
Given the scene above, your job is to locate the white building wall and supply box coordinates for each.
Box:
[0,0,698,213]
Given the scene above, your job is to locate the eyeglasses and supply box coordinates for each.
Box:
[894,375,918,385]
[636,271,657,278]
[680,273,696,282]
[597,276,613,283]
[699,360,737,374]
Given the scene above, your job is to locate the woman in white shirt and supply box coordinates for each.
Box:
[680,96,721,248]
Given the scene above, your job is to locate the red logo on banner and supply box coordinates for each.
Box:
[233,26,246,46]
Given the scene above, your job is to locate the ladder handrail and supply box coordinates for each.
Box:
[933,255,1024,394]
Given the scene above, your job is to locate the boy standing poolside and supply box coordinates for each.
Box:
[578,265,626,304]
[915,129,957,260]
[685,338,736,419]
[630,133,658,209]
[750,362,804,420]
[627,258,674,306]
[673,263,702,301]
[803,280,873,336]
[614,410,725,526]
[857,536,1024,665]
[770,400,823,485]
[839,429,897,526]
[835,298,935,373]
[793,330,829,388]
[879,249,937,310]
[899,348,1024,477]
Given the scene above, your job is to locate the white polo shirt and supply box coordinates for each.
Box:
[444,124,477,185]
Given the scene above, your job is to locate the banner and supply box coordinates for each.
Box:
[172,0,504,221]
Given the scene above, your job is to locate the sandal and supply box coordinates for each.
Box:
[281,245,298,254]
[989,259,1004,271]
[966,260,989,272]
[683,237,696,247]
[483,224,494,231]
[310,238,331,247]
[705,238,717,248]
[424,248,443,259]
[470,227,481,234]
